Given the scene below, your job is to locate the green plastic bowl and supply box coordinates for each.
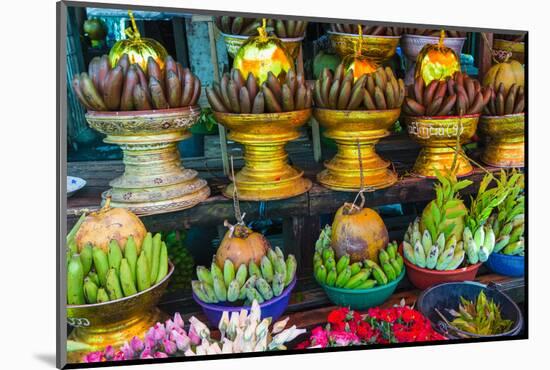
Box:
[320,269,405,310]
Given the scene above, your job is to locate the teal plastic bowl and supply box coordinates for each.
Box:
[320,269,405,310]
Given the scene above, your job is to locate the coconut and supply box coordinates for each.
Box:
[75,198,147,254]
[331,202,388,264]
[215,221,270,269]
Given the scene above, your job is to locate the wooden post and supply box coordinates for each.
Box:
[206,18,230,175]
[478,32,494,80]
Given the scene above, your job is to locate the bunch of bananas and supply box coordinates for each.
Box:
[329,24,403,36]
[164,231,194,293]
[206,68,312,114]
[404,28,467,38]
[215,17,307,38]
[192,247,297,305]
[495,34,525,42]
[67,232,169,305]
[313,226,403,289]
[449,290,513,335]
[404,73,491,116]
[484,83,525,116]
[314,65,405,110]
[488,171,525,256]
[72,54,201,112]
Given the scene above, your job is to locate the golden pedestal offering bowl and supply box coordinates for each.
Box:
[328,31,400,63]
[221,33,304,60]
[494,39,525,64]
[86,107,210,215]
[66,263,174,363]
[479,113,525,168]
[314,108,400,191]
[404,114,480,178]
[213,110,312,201]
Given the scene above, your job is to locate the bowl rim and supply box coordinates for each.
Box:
[480,112,525,119]
[404,113,480,121]
[399,243,482,275]
[67,261,174,309]
[220,32,305,42]
[192,275,297,311]
[401,34,467,41]
[327,30,401,40]
[417,280,523,338]
[320,268,405,294]
[85,105,201,118]
[212,108,312,119]
[488,251,525,260]
[313,107,401,115]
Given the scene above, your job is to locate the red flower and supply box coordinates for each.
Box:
[328,308,349,325]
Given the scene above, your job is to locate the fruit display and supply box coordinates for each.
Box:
[448,290,513,335]
[404,73,491,116]
[329,24,403,36]
[414,31,461,86]
[192,246,297,305]
[404,28,467,38]
[314,64,405,110]
[108,11,168,72]
[215,221,270,268]
[67,229,170,305]
[215,17,308,38]
[314,226,403,289]
[84,302,305,362]
[488,170,525,256]
[72,54,201,112]
[270,19,308,38]
[206,68,312,113]
[482,59,524,93]
[483,82,524,116]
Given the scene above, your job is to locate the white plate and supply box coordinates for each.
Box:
[67,176,86,197]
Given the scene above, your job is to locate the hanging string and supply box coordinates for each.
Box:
[356,25,363,56]
[480,32,512,64]
[350,139,367,211]
[257,18,268,40]
[224,156,246,238]
[125,10,141,40]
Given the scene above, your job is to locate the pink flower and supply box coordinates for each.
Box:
[130,336,144,352]
[140,347,153,359]
[162,339,177,355]
[121,342,135,359]
[103,345,115,360]
[174,312,184,328]
[171,330,190,351]
[154,351,168,358]
[83,351,103,363]
[165,319,176,333]
[329,330,360,346]
[188,325,201,345]
[153,323,167,341]
[113,351,125,361]
[310,326,329,348]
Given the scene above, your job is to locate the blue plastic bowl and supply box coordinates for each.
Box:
[485,252,525,277]
[417,281,523,339]
[192,277,296,326]
[320,269,405,311]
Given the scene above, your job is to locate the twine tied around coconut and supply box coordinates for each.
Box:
[224,156,249,238]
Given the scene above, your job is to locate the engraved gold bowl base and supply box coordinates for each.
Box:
[328,31,400,63]
[404,114,480,178]
[314,109,400,191]
[479,113,525,168]
[66,264,174,363]
[221,33,304,59]
[213,110,312,201]
[85,107,210,215]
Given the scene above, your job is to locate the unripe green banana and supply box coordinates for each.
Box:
[155,242,168,284]
[494,235,511,253]
[322,247,335,265]
[87,271,100,287]
[136,252,151,292]
[446,250,465,270]
[436,243,455,270]
[248,260,262,278]
[325,267,337,287]
[335,266,352,288]
[246,286,265,304]
[414,241,427,268]
[227,279,240,302]
[142,232,153,270]
[465,238,479,264]
[67,255,85,305]
[421,230,433,256]
[213,276,227,301]
[382,263,397,281]
[503,239,524,255]
[124,236,138,285]
[267,248,278,266]
[483,226,496,255]
[272,273,285,296]
[315,264,327,284]
[235,264,248,288]
[356,279,377,290]
[284,254,297,286]
[350,262,363,276]
[390,258,402,276]
[324,256,336,272]
[378,249,390,265]
[120,258,138,297]
[386,243,397,260]
[80,243,93,276]
[92,247,109,287]
[474,227,485,249]
[509,225,524,244]
[344,269,368,289]
[105,268,124,300]
[425,244,439,270]
[108,240,123,274]
[395,254,404,272]
[260,256,274,282]
[478,246,490,263]
[212,261,224,281]
[239,275,257,300]
[224,259,236,287]
[150,235,162,283]
[96,288,109,303]
[275,246,284,260]
[256,277,274,301]
[402,241,416,264]
[202,281,218,303]
[274,256,287,278]
[436,233,446,254]
[499,222,513,237]
[371,266,388,285]
[192,281,210,303]
[197,266,214,285]
[336,254,350,274]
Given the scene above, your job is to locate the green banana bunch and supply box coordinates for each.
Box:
[313,233,403,290]
[66,232,170,305]
[192,249,297,305]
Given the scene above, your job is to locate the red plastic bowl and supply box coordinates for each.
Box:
[399,244,482,290]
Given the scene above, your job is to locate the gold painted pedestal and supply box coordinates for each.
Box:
[86,107,210,215]
[314,108,400,191]
[328,31,400,63]
[404,114,479,178]
[213,110,312,201]
[479,113,525,168]
[221,33,304,59]
[66,264,174,363]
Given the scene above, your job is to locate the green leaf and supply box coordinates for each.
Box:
[454,179,474,193]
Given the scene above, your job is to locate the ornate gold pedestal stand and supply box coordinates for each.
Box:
[85,107,210,215]
[213,110,312,201]
[404,114,479,178]
[479,113,524,168]
[66,264,173,363]
[314,108,400,191]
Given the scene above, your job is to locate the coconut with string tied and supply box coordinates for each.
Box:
[415,30,461,86]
